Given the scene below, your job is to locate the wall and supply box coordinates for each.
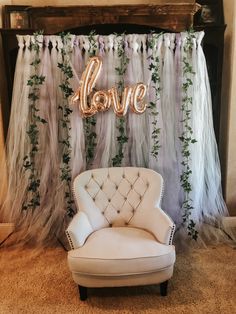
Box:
[0,0,235,215]
[0,0,11,207]
[221,0,236,215]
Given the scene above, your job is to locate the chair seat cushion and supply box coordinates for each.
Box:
[68,227,175,276]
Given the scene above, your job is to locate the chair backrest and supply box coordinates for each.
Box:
[73,167,163,230]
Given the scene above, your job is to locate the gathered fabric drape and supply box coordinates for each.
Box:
[1,31,228,246]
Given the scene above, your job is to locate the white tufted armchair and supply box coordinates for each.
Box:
[66,167,175,300]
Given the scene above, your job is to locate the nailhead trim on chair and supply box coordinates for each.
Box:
[159,182,175,245]
[66,230,75,250]
[169,225,175,245]
[67,184,79,250]
[160,181,175,245]
[160,181,164,203]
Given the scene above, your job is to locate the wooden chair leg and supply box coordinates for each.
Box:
[78,285,88,301]
[160,280,168,296]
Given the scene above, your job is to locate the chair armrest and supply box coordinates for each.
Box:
[66,211,94,249]
[129,207,175,245]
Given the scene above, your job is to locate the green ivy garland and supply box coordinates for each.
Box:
[147,33,162,159]
[179,30,198,240]
[112,33,129,166]
[84,30,98,167]
[57,32,75,218]
[22,31,47,211]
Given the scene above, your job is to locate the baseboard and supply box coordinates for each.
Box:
[0,223,15,243]
[222,217,236,242]
[222,217,236,228]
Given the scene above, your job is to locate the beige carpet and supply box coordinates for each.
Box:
[0,245,235,314]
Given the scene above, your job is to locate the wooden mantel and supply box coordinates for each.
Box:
[27,4,201,33]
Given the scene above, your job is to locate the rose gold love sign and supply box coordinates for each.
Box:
[71,56,147,117]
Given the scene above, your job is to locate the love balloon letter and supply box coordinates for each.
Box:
[71,56,147,117]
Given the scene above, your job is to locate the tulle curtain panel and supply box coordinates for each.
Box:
[0,31,228,246]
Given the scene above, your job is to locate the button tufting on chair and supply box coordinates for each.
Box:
[66,167,176,301]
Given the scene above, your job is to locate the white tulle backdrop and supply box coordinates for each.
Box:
[1,31,228,246]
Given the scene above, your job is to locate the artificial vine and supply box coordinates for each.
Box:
[57,32,75,218]
[112,33,129,166]
[147,33,162,159]
[22,31,46,211]
[84,30,98,166]
[179,30,198,240]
